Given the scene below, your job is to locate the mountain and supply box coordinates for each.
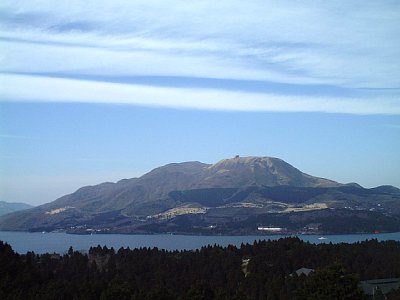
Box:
[0,201,34,216]
[0,156,399,234]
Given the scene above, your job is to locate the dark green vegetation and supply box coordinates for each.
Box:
[1,238,400,299]
[0,156,399,234]
[0,201,33,216]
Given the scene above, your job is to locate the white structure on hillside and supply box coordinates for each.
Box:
[257,226,283,232]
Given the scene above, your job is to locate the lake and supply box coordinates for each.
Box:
[1,231,400,254]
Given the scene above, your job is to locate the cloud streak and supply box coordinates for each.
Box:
[0,134,35,140]
[0,0,400,113]
[1,74,399,115]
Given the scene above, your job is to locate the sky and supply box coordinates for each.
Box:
[0,0,400,206]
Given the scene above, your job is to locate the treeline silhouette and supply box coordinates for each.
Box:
[1,237,400,299]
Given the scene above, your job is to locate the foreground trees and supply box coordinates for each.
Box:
[1,238,399,299]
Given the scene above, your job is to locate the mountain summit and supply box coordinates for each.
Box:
[197,156,339,188]
[0,156,399,234]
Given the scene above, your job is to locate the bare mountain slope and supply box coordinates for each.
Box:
[197,156,339,188]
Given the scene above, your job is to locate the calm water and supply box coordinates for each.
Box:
[1,231,400,254]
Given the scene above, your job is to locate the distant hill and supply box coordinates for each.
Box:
[0,156,399,234]
[0,201,34,216]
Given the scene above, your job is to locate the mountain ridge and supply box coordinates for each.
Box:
[0,156,399,234]
[0,201,34,216]
[47,156,342,211]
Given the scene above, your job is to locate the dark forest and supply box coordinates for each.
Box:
[1,237,400,299]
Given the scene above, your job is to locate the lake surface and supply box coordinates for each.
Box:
[1,231,400,254]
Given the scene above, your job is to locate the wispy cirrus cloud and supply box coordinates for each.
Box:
[1,73,399,115]
[0,134,35,140]
[0,0,399,113]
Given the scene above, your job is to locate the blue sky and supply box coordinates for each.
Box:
[0,1,400,205]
